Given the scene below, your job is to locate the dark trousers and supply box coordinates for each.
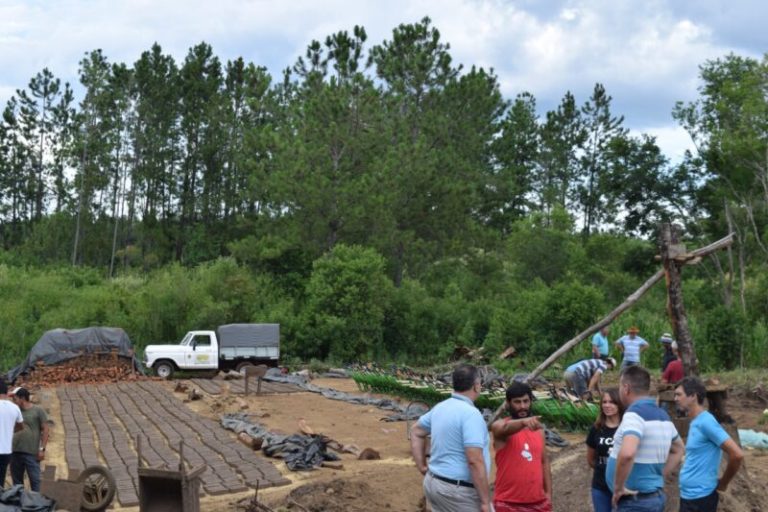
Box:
[11,452,41,492]
[680,490,719,512]
[0,453,10,487]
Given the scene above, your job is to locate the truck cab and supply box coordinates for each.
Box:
[181,331,219,369]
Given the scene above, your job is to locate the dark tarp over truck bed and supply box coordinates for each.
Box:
[216,323,280,362]
[6,327,143,382]
[216,323,280,348]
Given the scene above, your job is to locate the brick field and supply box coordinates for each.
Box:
[57,381,290,507]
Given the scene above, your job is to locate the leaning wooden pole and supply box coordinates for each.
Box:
[485,233,734,427]
[525,270,665,383]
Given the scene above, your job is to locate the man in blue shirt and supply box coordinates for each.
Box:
[410,364,491,512]
[615,327,649,370]
[592,326,611,360]
[607,366,685,511]
[674,377,743,512]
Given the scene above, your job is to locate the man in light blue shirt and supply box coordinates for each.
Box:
[615,326,648,369]
[411,364,491,512]
[592,326,611,359]
[674,377,743,512]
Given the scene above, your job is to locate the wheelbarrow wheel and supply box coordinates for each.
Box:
[78,465,117,511]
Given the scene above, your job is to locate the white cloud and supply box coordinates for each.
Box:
[0,0,764,160]
[640,125,696,163]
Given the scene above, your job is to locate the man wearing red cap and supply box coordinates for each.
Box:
[615,327,648,370]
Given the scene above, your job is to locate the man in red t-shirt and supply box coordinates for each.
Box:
[661,342,684,384]
[491,382,552,512]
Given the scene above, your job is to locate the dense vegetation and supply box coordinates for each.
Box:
[1,19,767,372]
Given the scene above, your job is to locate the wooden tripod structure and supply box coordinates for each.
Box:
[487,228,734,426]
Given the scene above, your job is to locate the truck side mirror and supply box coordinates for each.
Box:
[191,341,197,351]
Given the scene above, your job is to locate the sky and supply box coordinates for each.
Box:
[0,0,765,162]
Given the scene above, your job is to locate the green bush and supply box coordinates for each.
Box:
[301,244,393,361]
[702,305,747,370]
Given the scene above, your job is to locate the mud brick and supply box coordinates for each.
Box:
[238,471,264,484]
[225,483,249,492]
[204,484,230,496]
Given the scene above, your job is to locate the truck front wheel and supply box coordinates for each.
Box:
[154,361,175,379]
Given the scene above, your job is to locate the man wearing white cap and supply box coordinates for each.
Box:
[9,387,48,491]
[0,382,24,486]
[659,333,676,372]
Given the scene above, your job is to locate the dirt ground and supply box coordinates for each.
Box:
[26,376,768,512]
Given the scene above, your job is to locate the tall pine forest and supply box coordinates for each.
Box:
[1,19,767,372]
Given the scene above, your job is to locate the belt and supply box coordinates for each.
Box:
[429,472,474,488]
[620,490,662,501]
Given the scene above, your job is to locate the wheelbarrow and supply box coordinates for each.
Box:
[40,464,116,512]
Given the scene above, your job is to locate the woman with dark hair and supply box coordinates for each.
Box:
[585,388,624,512]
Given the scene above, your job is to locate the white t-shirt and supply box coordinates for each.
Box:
[0,399,24,454]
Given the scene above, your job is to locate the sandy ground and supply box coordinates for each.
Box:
[22,376,768,512]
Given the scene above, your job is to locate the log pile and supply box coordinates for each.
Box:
[15,351,151,387]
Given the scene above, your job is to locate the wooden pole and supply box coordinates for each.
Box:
[485,233,734,427]
[660,223,699,376]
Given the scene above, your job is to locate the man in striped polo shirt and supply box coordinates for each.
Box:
[615,327,648,369]
[563,357,616,399]
[606,366,685,511]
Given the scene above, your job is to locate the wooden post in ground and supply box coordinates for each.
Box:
[659,223,699,376]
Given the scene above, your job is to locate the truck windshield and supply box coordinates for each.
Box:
[180,333,194,346]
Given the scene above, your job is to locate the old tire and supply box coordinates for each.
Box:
[154,361,175,379]
[78,465,117,511]
[236,361,256,374]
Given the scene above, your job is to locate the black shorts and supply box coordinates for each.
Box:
[680,490,719,512]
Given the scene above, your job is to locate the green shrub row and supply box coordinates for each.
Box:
[351,372,597,429]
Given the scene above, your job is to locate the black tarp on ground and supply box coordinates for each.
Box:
[221,413,340,471]
[6,326,143,382]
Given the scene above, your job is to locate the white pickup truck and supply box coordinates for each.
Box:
[143,323,280,378]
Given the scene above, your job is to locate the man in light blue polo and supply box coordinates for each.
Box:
[592,325,611,360]
[607,366,685,511]
[410,364,491,512]
[615,326,648,369]
[675,376,743,512]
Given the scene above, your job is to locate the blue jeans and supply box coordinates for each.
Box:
[616,492,665,512]
[591,487,612,512]
[11,452,41,492]
[621,361,639,371]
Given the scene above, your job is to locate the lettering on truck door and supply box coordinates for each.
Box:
[189,333,216,368]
